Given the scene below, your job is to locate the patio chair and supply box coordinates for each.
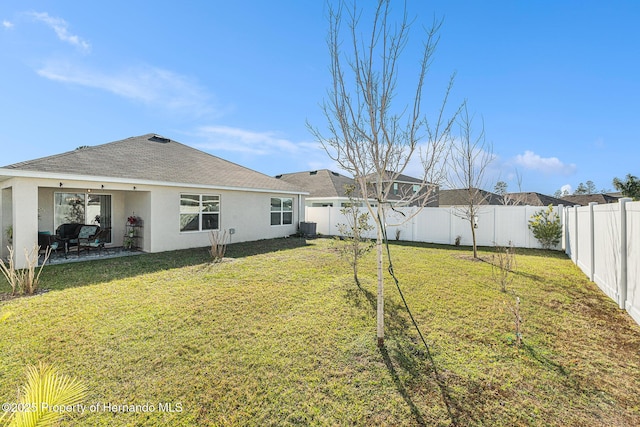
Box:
[67,225,100,254]
[77,228,111,256]
[54,223,84,256]
[38,231,62,256]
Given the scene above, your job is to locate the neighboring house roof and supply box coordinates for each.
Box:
[275,169,355,198]
[504,192,577,207]
[561,194,621,205]
[2,134,304,193]
[439,188,502,206]
[363,170,424,184]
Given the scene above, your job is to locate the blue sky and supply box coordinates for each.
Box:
[1,1,638,195]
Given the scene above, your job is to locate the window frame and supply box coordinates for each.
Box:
[270,197,294,226]
[179,193,220,233]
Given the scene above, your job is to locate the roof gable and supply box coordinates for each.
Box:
[275,169,354,198]
[4,134,303,193]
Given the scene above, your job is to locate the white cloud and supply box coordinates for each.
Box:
[514,150,576,176]
[2,20,14,29]
[194,125,308,155]
[193,125,333,171]
[37,61,213,115]
[561,184,572,195]
[28,12,90,53]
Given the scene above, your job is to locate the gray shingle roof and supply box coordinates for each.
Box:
[560,194,620,205]
[275,169,355,197]
[504,192,577,206]
[3,134,304,193]
[363,170,424,184]
[439,188,503,206]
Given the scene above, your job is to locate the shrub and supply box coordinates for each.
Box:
[492,242,516,293]
[209,230,229,263]
[0,245,50,295]
[528,205,562,249]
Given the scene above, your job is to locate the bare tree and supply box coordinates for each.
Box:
[447,102,494,258]
[335,184,374,286]
[308,0,457,346]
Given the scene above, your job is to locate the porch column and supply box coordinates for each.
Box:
[1,187,11,260]
[12,180,39,269]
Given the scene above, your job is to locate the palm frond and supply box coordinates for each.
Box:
[4,362,87,427]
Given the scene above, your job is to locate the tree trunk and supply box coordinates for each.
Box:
[376,206,385,347]
[471,219,478,258]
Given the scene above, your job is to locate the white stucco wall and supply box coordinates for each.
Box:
[1,178,39,268]
[148,186,300,253]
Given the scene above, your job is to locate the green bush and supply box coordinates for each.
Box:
[528,205,562,249]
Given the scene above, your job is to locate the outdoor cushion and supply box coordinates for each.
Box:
[68,225,99,245]
[78,225,99,239]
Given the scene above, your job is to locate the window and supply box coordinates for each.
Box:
[271,197,293,226]
[413,184,420,193]
[180,194,219,232]
[393,182,399,195]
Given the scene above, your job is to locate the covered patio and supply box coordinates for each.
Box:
[41,246,144,266]
[1,174,151,268]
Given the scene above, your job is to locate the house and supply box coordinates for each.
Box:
[438,188,502,207]
[275,169,357,207]
[503,192,577,207]
[277,169,439,207]
[0,134,307,268]
[363,171,439,207]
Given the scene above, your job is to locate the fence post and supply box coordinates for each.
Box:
[588,202,597,282]
[574,206,579,263]
[619,198,631,309]
[558,204,565,251]
[448,207,454,245]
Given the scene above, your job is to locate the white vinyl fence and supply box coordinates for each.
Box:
[564,199,640,325]
[305,205,563,250]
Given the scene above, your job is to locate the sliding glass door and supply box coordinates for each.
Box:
[54,193,112,242]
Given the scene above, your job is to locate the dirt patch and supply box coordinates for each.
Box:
[0,289,51,301]
[453,254,490,263]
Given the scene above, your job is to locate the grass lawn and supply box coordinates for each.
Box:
[1,238,639,426]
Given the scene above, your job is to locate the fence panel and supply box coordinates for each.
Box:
[575,206,593,278]
[565,207,577,262]
[495,207,528,248]
[592,203,621,301]
[413,207,453,244]
[626,202,640,324]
